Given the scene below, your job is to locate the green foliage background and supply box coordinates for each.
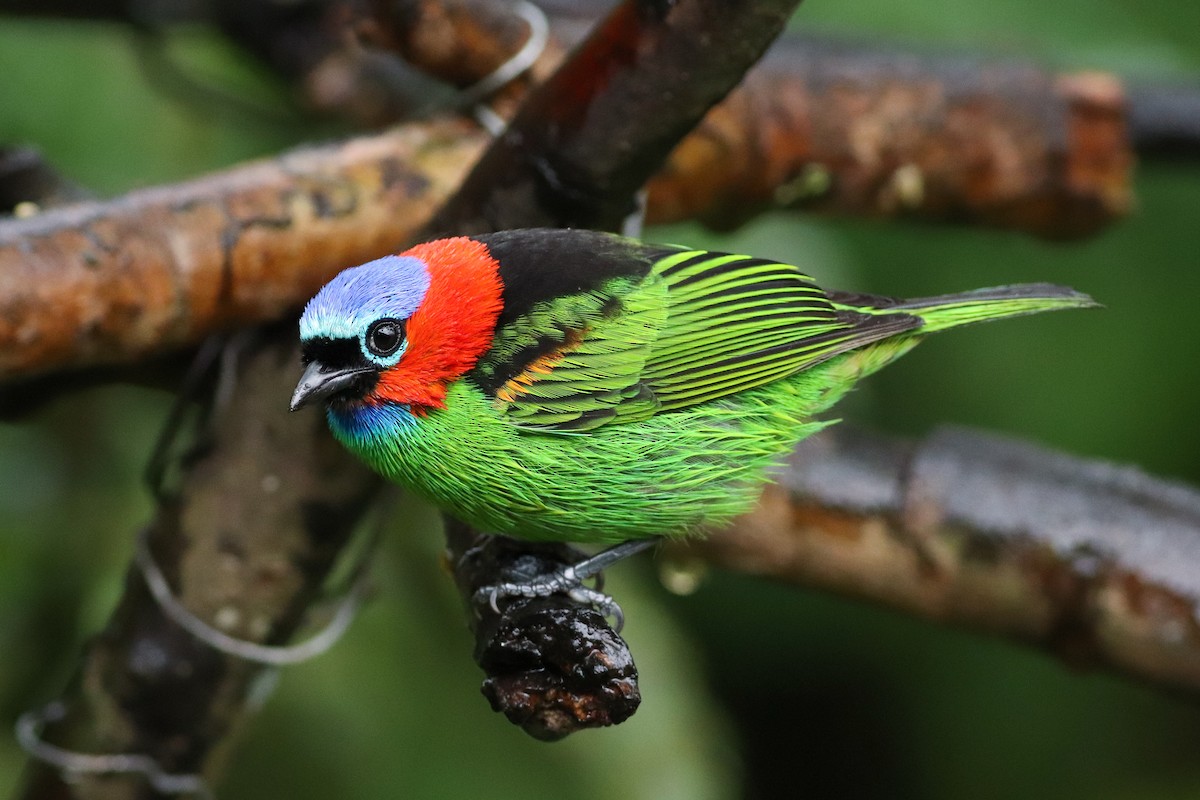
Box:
[1,2,1199,797]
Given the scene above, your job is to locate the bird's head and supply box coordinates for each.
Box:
[290,237,504,414]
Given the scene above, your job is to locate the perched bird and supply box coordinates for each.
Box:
[291,228,1094,607]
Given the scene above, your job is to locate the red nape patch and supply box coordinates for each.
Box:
[372,237,504,410]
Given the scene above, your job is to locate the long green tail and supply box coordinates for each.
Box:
[815,283,1097,401]
[889,283,1099,333]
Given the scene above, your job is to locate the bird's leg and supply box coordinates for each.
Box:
[475,538,658,631]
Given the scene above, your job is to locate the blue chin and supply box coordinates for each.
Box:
[326,402,418,449]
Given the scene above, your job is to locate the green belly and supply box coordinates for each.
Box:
[331,361,859,543]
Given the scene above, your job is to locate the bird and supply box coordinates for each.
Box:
[291,227,1095,613]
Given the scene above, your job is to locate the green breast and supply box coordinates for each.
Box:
[335,364,856,543]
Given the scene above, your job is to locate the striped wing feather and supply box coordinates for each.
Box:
[487,247,921,431]
[643,251,918,410]
[482,275,668,431]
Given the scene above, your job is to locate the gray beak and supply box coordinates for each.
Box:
[290,361,374,411]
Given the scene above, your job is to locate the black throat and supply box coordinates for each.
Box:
[300,336,381,405]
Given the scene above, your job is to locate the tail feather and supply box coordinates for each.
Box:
[817,283,1096,393]
[887,283,1099,334]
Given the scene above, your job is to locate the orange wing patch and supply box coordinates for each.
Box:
[494,329,585,405]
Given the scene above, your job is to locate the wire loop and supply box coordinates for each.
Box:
[460,0,549,105]
[16,702,213,798]
[463,0,549,135]
[135,526,367,666]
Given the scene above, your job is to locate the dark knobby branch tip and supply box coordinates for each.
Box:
[448,525,641,740]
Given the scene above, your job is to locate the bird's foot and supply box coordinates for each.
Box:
[479,568,625,628]
[473,538,657,632]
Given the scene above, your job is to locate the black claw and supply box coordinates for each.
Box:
[604,603,625,634]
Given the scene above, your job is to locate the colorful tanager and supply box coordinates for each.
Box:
[291,228,1095,613]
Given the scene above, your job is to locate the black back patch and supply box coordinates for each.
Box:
[472,229,672,331]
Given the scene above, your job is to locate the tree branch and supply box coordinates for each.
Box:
[0,42,1139,384]
[428,0,804,233]
[0,120,487,382]
[686,426,1200,692]
[0,1,1158,386]
[445,519,641,741]
[18,327,381,799]
[8,1,1199,794]
[648,39,1133,239]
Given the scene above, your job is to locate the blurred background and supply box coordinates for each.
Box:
[1,1,1199,797]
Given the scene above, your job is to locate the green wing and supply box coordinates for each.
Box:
[481,248,920,431]
[642,250,918,411]
[483,273,668,431]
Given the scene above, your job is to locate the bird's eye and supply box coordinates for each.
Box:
[366,318,405,358]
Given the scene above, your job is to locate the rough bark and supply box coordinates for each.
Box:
[648,40,1133,239]
[0,50,1136,383]
[18,328,381,798]
[0,121,486,382]
[685,426,1200,692]
[6,1,1197,796]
